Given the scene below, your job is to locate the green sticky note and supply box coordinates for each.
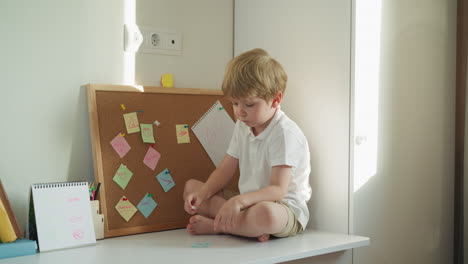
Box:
[113,164,133,190]
[140,124,155,143]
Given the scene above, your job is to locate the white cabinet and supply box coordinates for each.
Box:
[235,0,455,264]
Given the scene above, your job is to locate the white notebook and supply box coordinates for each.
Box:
[192,101,235,167]
[31,182,96,252]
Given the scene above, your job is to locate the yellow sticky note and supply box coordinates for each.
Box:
[161,73,174,88]
[176,124,190,144]
[123,112,140,134]
[115,196,138,222]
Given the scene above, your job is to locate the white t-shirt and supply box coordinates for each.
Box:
[226,108,312,229]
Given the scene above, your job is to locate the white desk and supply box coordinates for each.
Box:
[0,229,369,264]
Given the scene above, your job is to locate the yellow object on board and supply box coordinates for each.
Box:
[0,199,17,243]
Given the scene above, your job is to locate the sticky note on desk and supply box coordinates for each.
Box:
[192,242,211,248]
[156,169,175,192]
[176,124,190,144]
[123,112,140,134]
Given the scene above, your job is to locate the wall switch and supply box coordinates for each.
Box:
[124,24,143,52]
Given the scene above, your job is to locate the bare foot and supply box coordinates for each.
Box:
[186,215,219,235]
[257,234,270,242]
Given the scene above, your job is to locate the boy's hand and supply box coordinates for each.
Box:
[184,191,206,215]
[213,197,242,232]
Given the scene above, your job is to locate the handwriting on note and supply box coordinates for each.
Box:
[176,124,190,144]
[143,146,161,171]
[67,197,81,203]
[137,193,158,218]
[110,133,131,158]
[156,169,175,192]
[113,164,133,190]
[72,229,85,240]
[69,216,83,223]
[115,196,138,222]
[123,112,140,134]
[140,123,155,143]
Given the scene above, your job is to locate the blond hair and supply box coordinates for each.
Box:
[221,48,287,101]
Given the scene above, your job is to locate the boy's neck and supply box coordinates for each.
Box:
[251,108,278,136]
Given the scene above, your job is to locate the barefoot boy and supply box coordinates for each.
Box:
[183,48,311,242]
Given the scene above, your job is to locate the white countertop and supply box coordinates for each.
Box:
[0,229,369,264]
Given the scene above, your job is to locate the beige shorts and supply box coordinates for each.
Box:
[272,201,303,238]
[222,190,303,238]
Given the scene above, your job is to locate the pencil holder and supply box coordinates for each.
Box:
[90,200,104,240]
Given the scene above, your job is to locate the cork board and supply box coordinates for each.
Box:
[86,84,238,238]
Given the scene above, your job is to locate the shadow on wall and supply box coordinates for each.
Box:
[67,85,95,184]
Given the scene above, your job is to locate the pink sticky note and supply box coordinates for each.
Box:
[143,147,161,171]
[110,133,131,158]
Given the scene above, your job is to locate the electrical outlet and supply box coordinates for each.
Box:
[138,27,182,56]
[150,32,162,49]
[165,33,182,51]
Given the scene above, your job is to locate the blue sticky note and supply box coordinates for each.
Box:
[137,193,158,218]
[156,169,175,192]
[192,242,211,248]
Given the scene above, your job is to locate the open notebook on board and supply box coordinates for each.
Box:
[192,100,235,167]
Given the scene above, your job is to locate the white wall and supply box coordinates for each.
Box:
[0,0,126,228]
[353,0,456,263]
[135,0,233,89]
[0,0,233,231]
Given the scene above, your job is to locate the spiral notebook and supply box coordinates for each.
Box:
[30,182,96,252]
[192,100,235,167]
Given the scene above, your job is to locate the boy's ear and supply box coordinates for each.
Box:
[272,92,283,108]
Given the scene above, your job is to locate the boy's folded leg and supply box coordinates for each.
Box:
[271,201,303,238]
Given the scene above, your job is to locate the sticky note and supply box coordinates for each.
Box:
[115,196,138,222]
[113,164,133,190]
[143,147,161,171]
[176,124,190,144]
[137,193,158,218]
[140,124,155,143]
[110,133,131,158]
[156,169,175,192]
[192,242,211,248]
[123,112,140,134]
[161,73,174,88]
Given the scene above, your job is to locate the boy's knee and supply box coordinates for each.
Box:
[252,202,276,228]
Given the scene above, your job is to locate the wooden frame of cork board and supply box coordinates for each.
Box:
[86,84,238,238]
